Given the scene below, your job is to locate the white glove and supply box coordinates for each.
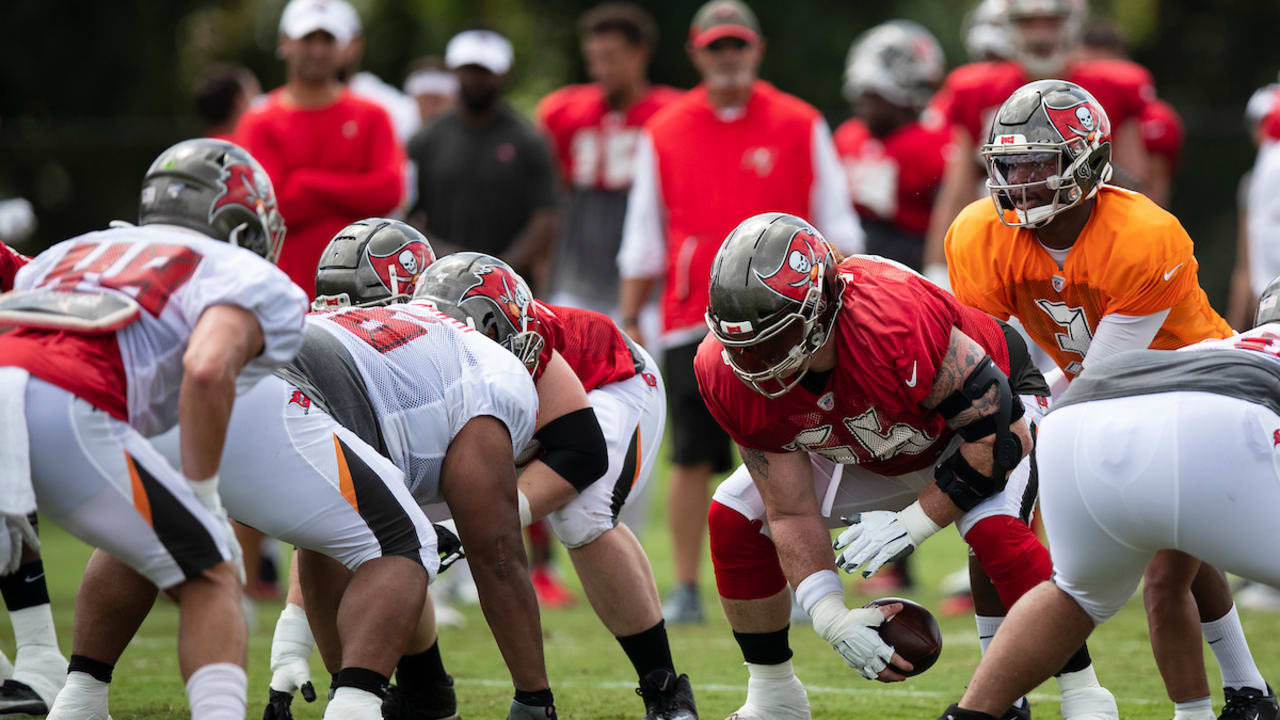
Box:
[0,513,38,576]
[187,475,245,584]
[834,501,940,578]
[269,603,317,700]
[809,593,897,679]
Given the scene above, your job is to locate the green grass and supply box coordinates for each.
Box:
[7,460,1280,719]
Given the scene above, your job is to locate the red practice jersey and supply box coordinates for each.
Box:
[533,302,637,393]
[1139,99,1185,170]
[833,117,950,235]
[1,242,30,292]
[235,90,404,298]
[696,256,1010,476]
[537,84,682,191]
[933,59,1156,145]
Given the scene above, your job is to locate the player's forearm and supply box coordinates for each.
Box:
[467,524,549,691]
[618,276,656,325]
[292,168,403,216]
[768,511,841,589]
[177,371,235,481]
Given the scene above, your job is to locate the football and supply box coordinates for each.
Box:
[863,596,943,676]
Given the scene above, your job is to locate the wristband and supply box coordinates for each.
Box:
[795,570,843,616]
[898,500,942,546]
[517,489,532,528]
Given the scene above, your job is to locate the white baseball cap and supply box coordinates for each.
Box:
[445,29,513,75]
[279,0,361,47]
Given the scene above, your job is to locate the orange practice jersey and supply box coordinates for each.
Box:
[945,185,1232,377]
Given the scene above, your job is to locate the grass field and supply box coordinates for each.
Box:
[7,459,1280,720]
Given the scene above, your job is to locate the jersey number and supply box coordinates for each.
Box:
[1035,299,1093,374]
[330,307,430,354]
[44,242,201,315]
[570,126,641,189]
[1234,331,1280,359]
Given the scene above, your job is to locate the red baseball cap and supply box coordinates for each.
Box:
[689,0,761,48]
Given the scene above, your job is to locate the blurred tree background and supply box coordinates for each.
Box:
[1,0,1276,309]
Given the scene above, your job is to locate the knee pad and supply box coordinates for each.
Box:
[964,515,1052,610]
[708,500,787,601]
[547,508,609,550]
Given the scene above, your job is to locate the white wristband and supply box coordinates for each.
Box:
[809,592,850,643]
[187,474,222,510]
[517,489,532,528]
[898,500,942,546]
[795,570,843,616]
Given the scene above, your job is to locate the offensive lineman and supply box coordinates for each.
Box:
[0,138,307,719]
[937,282,1280,720]
[945,79,1275,720]
[694,212,1116,720]
[417,253,698,720]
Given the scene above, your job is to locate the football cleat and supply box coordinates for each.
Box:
[382,676,460,720]
[726,673,810,720]
[661,585,704,625]
[637,669,697,720]
[0,680,49,717]
[1220,684,1279,720]
[530,566,576,609]
[1001,697,1032,720]
[1060,686,1119,720]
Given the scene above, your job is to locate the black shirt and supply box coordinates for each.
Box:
[408,103,558,263]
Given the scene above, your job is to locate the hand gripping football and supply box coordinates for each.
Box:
[863,597,942,676]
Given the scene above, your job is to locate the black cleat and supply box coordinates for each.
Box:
[382,676,460,720]
[1000,697,1031,720]
[1220,684,1279,720]
[0,680,50,716]
[637,669,697,720]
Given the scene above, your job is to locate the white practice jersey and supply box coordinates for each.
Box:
[14,223,307,436]
[281,300,538,504]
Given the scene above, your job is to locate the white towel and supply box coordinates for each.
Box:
[0,367,35,515]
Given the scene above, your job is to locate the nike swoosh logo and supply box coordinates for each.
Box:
[1208,637,1224,644]
[904,361,918,388]
[1164,263,1184,281]
[24,572,43,583]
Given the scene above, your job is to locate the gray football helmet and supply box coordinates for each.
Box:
[412,252,545,374]
[1003,0,1085,78]
[312,219,436,311]
[843,20,945,110]
[139,138,285,262]
[705,213,842,398]
[980,80,1112,228]
[1256,274,1280,327]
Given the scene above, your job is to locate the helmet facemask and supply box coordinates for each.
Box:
[708,264,840,399]
[982,135,1111,228]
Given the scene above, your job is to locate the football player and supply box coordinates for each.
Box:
[945,79,1275,720]
[417,253,698,720]
[216,223,555,720]
[937,280,1280,720]
[0,241,71,718]
[922,0,1156,288]
[835,19,949,273]
[0,138,307,720]
[695,212,1117,720]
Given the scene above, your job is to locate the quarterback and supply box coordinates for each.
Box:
[695,212,1116,720]
[945,79,1273,720]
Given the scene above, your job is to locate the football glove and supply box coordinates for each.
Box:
[834,502,940,578]
[0,513,38,576]
[187,475,245,584]
[434,520,465,574]
[809,593,896,680]
[262,603,316,720]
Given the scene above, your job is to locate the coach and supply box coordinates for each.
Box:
[616,0,862,624]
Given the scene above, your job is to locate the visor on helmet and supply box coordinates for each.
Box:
[982,142,1089,228]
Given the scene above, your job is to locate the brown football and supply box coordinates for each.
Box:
[862,597,942,676]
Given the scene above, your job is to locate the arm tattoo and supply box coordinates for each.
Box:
[923,327,1001,430]
[740,446,769,483]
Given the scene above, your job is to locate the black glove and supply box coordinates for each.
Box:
[433,521,465,574]
[263,686,316,720]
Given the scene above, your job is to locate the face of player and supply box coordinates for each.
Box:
[582,31,649,103]
[690,36,763,92]
[1013,14,1068,70]
[456,65,504,113]
[413,92,455,124]
[855,92,913,138]
[282,30,345,85]
[990,151,1060,210]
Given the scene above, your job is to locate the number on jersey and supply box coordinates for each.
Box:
[43,242,202,315]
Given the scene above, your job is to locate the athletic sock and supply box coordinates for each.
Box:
[1056,664,1101,693]
[617,619,676,680]
[733,626,793,666]
[185,663,246,720]
[8,603,58,651]
[1201,604,1268,691]
[975,615,1003,655]
[397,640,450,687]
[746,658,798,681]
[1172,696,1215,720]
[0,560,51,611]
[68,655,113,684]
